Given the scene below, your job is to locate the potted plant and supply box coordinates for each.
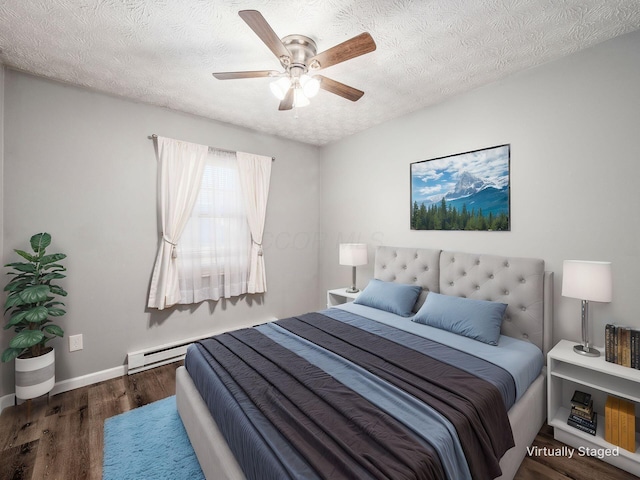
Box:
[2,232,67,399]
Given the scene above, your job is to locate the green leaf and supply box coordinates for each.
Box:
[30,233,51,254]
[4,294,25,309]
[24,306,49,323]
[4,272,32,280]
[5,263,36,273]
[18,285,51,304]
[4,278,32,292]
[5,310,30,328]
[49,285,68,297]
[40,253,67,265]
[9,330,45,349]
[14,250,36,262]
[45,301,65,308]
[47,307,66,317]
[43,325,64,337]
[1,348,22,363]
[42,264,66,271]
[40,272,66,282]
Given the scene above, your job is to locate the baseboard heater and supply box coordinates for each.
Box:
[127,317,277,375]
[127,338,193,375]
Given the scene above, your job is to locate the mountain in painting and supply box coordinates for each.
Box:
[446,185,509,217]
[445,171,487,200]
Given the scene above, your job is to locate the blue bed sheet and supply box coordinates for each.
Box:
[331,302,544,401]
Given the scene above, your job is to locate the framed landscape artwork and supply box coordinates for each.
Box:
[410,144,510,231]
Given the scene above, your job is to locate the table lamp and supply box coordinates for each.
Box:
[339,244,368,293]
[562,260,612,357]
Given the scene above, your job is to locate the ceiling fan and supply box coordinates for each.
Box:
[212,10,377,111]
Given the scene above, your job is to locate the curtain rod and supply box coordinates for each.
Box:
[148,134,275,161]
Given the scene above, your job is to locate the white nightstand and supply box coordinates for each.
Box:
[547,339,640,476]
[326,288,361,308]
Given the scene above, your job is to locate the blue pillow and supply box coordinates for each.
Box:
[412,293,507,345]
[354,279,422,317]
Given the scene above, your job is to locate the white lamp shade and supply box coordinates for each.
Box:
[300,75,320,98]
[269,77,291,100]
[339,244,368,266]
[562,260,612,302]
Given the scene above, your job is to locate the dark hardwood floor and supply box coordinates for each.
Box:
[0,361,180,480]
[0,361,636,479]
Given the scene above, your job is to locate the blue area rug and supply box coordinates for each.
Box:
[103,396,205,480]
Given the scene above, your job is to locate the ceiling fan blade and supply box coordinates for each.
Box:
[212,70,279,80]
[317,75,364,102]
[239,10,291,63]
[309,32,376,70]
[279,87,294,110]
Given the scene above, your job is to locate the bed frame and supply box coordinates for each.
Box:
[176,247,554,480]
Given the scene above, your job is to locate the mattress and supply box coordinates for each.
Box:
[184,306,543,480]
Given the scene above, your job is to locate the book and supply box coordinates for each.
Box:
[571,399,593,415]
[635,329,640,369]
[620,398,629,450]
[571,404,594,420]
[620,327,632,367]
[604,396,637,450]
[571,390,591,408]
[626,400,636,452]
[632,328,636,369]
[608,325,640,369]
[569,412,597,429]
[605,396,614,443]
[632,329,639,370]
[567,417,596,435]
[619,398,637,452]
[610,396,620,446]
[605,324,615,363]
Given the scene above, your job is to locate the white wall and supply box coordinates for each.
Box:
[0,71,321,397]
[319,29,640,347]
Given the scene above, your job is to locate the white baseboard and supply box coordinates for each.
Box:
[0,364,126,414]
[50,365,126,396]
[0,317,279,414]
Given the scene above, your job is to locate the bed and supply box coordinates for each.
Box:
[176,246,554,480]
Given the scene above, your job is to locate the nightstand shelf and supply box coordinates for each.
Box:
[326,288,361,308]
[548,339,640,475]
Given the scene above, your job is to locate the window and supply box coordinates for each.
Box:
[177,149,250,303]
[148,136,271,310]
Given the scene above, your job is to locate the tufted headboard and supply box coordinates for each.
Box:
[374,246,553,355]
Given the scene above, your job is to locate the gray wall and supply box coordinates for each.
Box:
[0,71,321,397]
[319,29,640,347]
[3,29,640,398]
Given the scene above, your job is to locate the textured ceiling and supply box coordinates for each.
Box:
[1,1,639,146]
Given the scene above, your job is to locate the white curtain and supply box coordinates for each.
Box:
[148,137,208,310]
[177,150,250,302]
[237,152,272,293]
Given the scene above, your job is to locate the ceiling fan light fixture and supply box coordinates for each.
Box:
[269,76,291,100]
[212,11,377,111]
[300,75,320,98]
[293,88,310,107]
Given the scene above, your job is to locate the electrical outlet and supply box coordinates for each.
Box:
[69,334,83,352]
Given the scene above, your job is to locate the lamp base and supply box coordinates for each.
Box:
[345,287,360,293]
[573,344,600,357]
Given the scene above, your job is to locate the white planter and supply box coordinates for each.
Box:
[15,347,55,400]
